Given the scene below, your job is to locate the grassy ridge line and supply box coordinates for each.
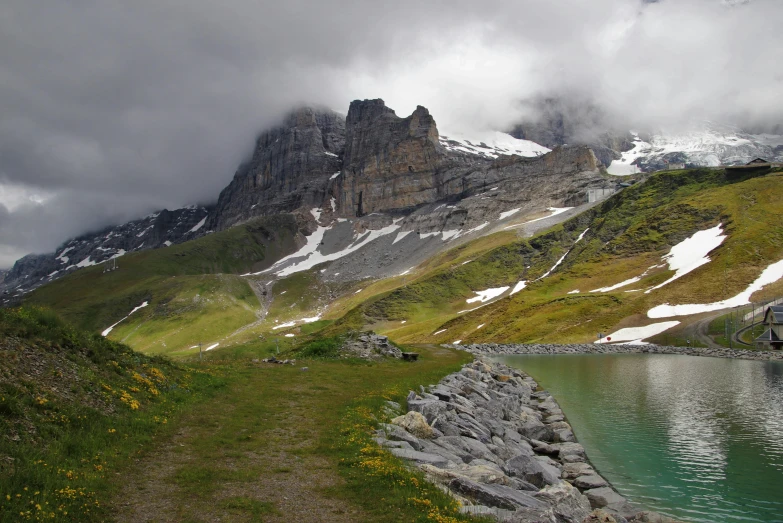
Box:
[0,306,226,522]
[25,215,297,342]
[325,168,783,344]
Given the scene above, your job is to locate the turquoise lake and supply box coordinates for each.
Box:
[493,354,783,523]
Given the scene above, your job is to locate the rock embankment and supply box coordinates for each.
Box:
[457,343,783,361]
[378,359,679,523]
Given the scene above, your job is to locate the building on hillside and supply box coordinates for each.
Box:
[666,161,686,170]
[754,305,783,350]
[747,158,770,165]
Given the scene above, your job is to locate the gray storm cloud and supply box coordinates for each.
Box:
[0,0,781,266]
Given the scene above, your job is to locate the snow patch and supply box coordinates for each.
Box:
[433,329,447,336]
[205,343,220,351]
[284,334,295,338]
[647,259,783,318]
[592,276,642,293]
[330,171,341,180]
[499,208,521,220]
[595,321,680,344]
[510,281,528,295]
[645,224,725,293]
[272,321,297,330]
[575,228,590,243]
[504,207,573,229]
[101,301,149,337]
[453,340,462,345]
[477,324,485,329]
[330,197,336,212]
[567,289,580,294]
[189,217,207,233]
[393,231,412,244]
[466,286,510,304]
[439,131,550,159]
[324,151,338,158]
[164,241,172,247]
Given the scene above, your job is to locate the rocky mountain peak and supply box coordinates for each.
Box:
[207,105,346,230]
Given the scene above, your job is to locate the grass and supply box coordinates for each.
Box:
[24,215,301,354]
[0,306,227,522]
[2,308,491,522]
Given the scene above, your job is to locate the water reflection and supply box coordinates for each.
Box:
[495,354,783,523]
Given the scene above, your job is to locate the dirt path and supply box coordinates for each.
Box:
[679,310,728,349]
[112,363,370,523]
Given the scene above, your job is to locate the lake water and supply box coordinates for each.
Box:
[493,354,783,523]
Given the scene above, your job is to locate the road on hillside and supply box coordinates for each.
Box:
[680,310,729,349]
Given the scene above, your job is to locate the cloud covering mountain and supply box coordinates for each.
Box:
[1,0,780,266]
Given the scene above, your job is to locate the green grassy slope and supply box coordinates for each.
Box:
[0,306,223,522]
[328,168,783,345]
[25,215,300,354]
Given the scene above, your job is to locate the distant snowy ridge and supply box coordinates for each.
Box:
[608,123,783,175]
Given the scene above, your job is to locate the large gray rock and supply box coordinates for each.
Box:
[573,475,608,490]
[503,454,562,488]
[391,411,434,439]
[534,481,592,523]
[379,423,424,451]
[562,462,596,480]
[517,413,553,441]
[449,477,549,511]
[584,487,626,509]
[389,448,451,467]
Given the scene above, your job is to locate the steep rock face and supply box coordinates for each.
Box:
[208,107,345,230]
[339,100,447,215]
[1,206,209,298]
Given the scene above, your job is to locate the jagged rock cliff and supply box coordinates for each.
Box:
[339,101,449,215]
[207,107,345,231]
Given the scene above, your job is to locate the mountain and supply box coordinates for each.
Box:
[15,99,628,352]
[510,98,783,174]
[1,206,210,301]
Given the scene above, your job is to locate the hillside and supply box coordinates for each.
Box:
[24,214,303,355]
[0,306,220,522]
[322,166,783,346]
[20,164,783,356]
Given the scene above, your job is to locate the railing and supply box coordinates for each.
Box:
[743,297,783,322]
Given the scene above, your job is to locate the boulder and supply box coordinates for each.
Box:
[517,412,553,441]
[389,448,451,467]
[503,454,562,488]
[379,423,424,451]
[582,509,621,523]
[562,463,596,480]
[534,481,592,523]
[448,477,549,511]
[573,475,608,490]
[407,398,450,424]
[391,411,434,439]
[584,487,626,509]
[504,507,558,523]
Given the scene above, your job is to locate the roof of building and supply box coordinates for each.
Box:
[765,306,783,324]
[755,328,781,343]
[747,158,769,165]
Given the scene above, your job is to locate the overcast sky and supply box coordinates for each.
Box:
[1,0,781,267]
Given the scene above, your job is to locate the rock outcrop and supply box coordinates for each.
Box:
[208,106,346,230]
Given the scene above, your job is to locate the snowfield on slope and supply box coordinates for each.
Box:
[102,301,149,336]
[648,259,783,318]
[595,321,681,344]
[645,224,726,293]
[439,131,550,159]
